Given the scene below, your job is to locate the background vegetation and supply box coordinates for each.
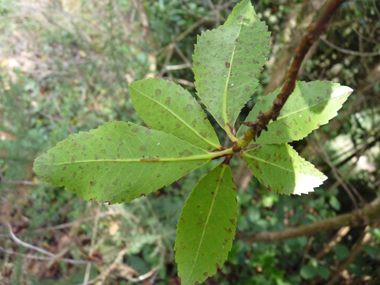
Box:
[1,0,379,284]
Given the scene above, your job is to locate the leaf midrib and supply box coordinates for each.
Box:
[48,154,215,166]
[275,91,345,121]
[243,149,325,179]
[186,164,227,283]
[130,85,220,149]
[222,18,244,138]
[240,88,349,140]
[242,151,296,173]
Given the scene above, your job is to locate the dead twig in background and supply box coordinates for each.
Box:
[83,205,101,284]
[5,223,90,265]
[314,226,350,260]
[0,246,90,265]
[321,37,380,56]
[78,245,161,285]
[1,180,40,186]
[326,223,379,285]
[239,196,380,243]
[313,130,364,209]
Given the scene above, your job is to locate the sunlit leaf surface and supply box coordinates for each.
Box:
[193,0,270,137]
[175,164,237,285]
[237,81,353,144]
[129,78,220,151]
[242,144,326,195]
[34,122,213,204]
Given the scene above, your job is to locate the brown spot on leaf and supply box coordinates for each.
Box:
[183,104,193,112]
[155,89,162,95]
[225,62,230,68]
[140,158,160,162]
[165,97,171,105]
[203,272,208,277]
[124,131,136,136]
[179,150,193,157]
[90,181,95,186]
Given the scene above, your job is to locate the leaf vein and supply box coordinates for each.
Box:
[186,164,227,282]
[132,87,220,149]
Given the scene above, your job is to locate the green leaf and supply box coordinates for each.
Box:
[34,121,215,204]
[315,265,330,280]
[335,244,349,260]
[175,164,237,285]
[129,78,221,151]
[237,81,353,143]
[241,144,326,195]
[193,0,270,137]
[300,265,316,279]
[329,195,341,210]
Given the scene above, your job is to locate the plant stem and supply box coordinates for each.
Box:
[238,196,380,243]
[237,0,346,148]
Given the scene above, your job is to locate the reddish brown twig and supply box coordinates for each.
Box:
[234,0,346,151]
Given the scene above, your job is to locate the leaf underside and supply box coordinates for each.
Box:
[33,122,212,204]
[237,81,353,144]
[129,78,221,151]
[193,0,270,133]
[241,144,327,195]
[175,164,237,285]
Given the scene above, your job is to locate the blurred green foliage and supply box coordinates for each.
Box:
[1,0,380,284]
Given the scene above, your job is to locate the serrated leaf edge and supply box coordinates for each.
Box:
[184,163,229,283]
[275,85,352,122]
[129,82,221,150]
[241,144,327,195]
[237,82,353,143]
[35,122,223,168]
[221,8,246,140]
